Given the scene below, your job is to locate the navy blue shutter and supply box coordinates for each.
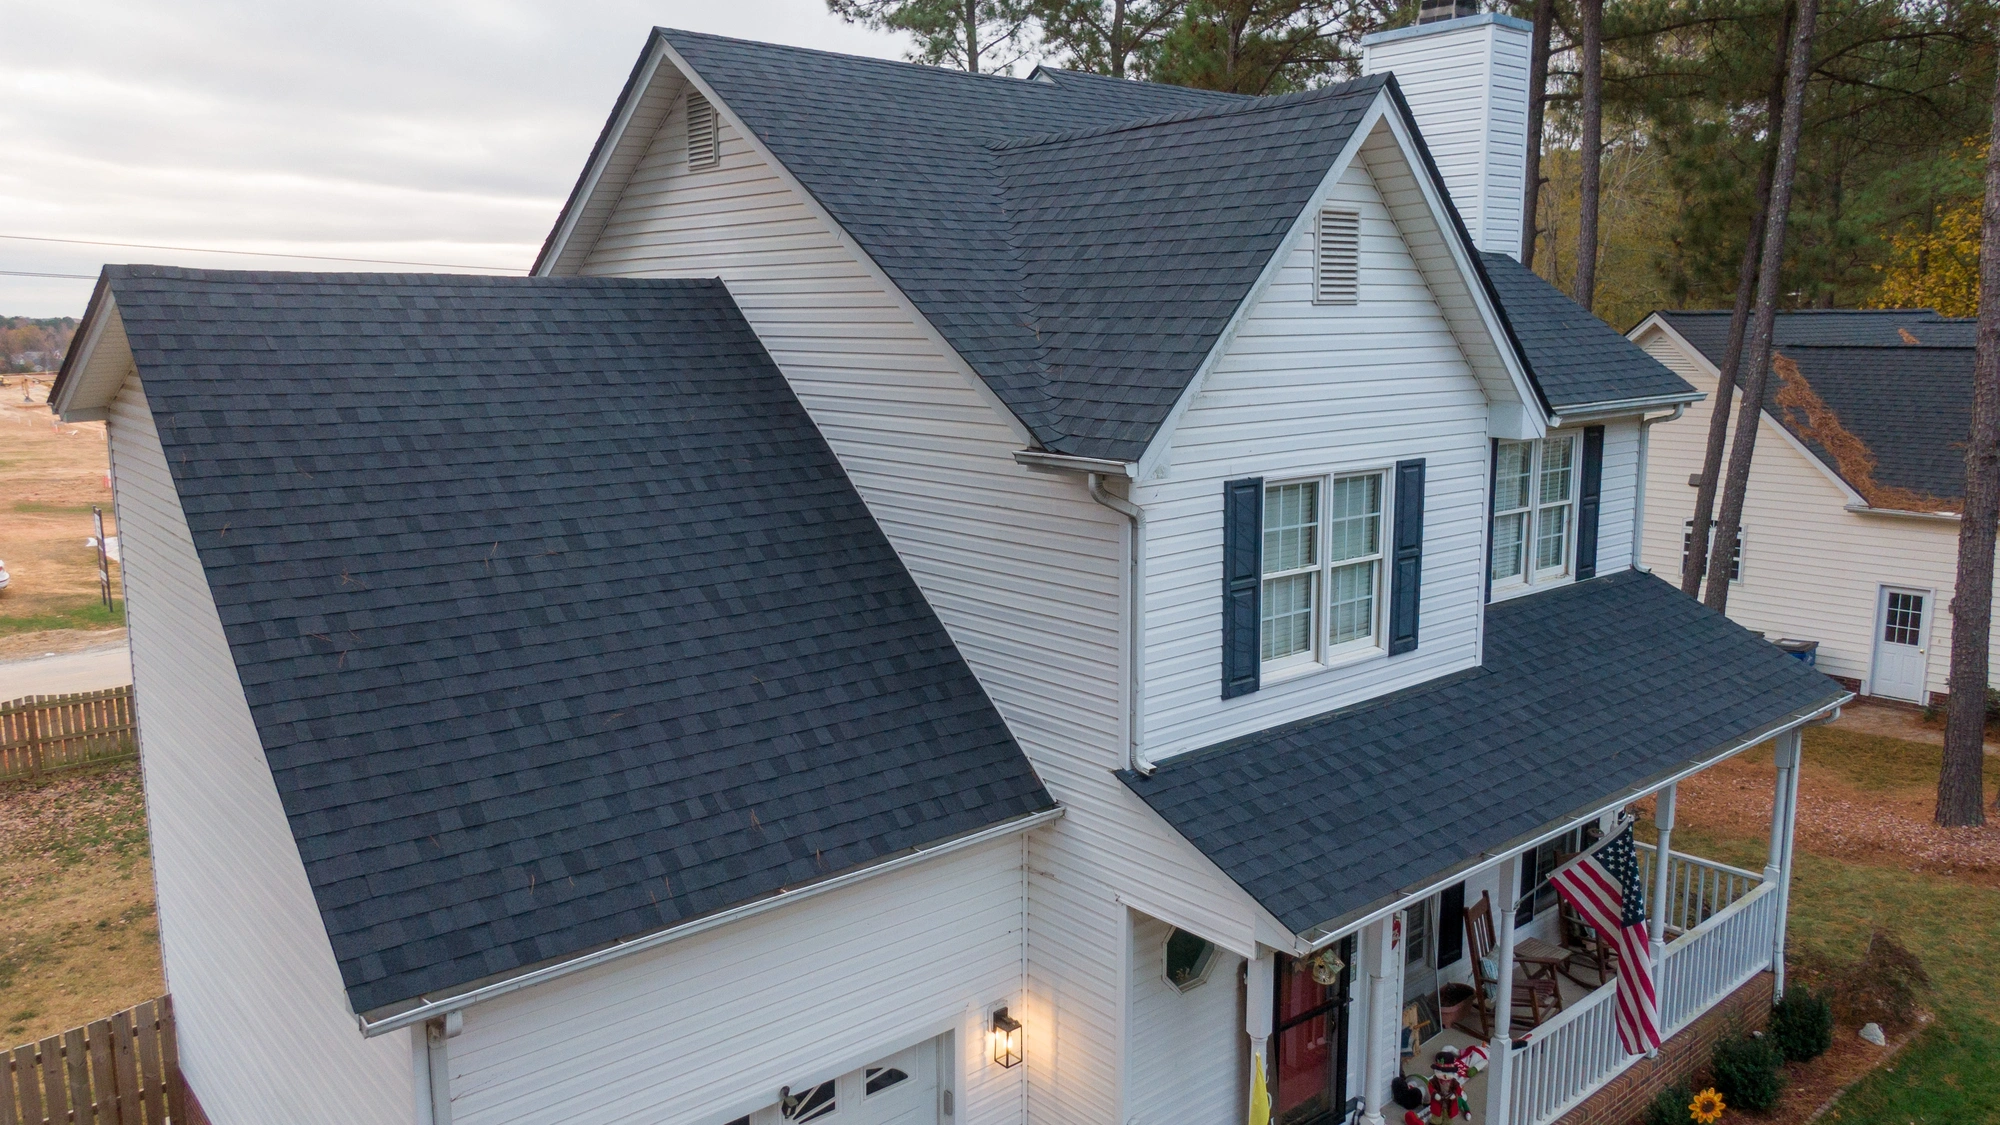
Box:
[1484,440,1500,604]
[1221,478,1263,699]
[1575,426,1605,579]
[1437,882,1466,967]
[1388,459,1425,655]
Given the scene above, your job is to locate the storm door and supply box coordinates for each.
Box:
[1272,936,1355,1125]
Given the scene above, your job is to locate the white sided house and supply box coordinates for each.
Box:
[50,11,1849,1125]
[1631,309,1988,705]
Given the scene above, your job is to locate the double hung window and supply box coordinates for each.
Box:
[1490,436,1577,590]
[1261,472,1386,672]
[1682,520,1743,582]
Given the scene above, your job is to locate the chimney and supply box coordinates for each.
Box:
[1361,11,1534,259]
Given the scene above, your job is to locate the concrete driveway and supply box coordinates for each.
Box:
[0,639,132,702]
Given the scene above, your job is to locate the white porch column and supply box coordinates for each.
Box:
[1771,729,1803,998]
[1359,915,1400,1125]
[1247,949,1274,1120]
[1649,783,1678,963]
[1486,851,1523,1125]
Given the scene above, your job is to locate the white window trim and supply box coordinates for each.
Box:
[1489,434,1581,602]
[1259,465,1393,682]
[1681,519,1744,584]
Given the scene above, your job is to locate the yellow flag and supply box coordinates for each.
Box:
[1249,1048,1271,1125]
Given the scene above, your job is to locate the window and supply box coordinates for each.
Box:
[1681,520,1743,582]
[1489,436,1577,589]
[865,1067,909,1096]
[687,91,719,169]
[1165,928,1218,991]
[781,1080,836,1122]
[1314,208,1359,305]
[1884,592,1924,645]
[1261,471,1387,671]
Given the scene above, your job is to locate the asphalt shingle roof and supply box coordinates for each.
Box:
[1120,570,1844,937]
[98,267,1053,1016]
[557,31,1690,461]
[1482,252,1694,408]
[1656,310,1976,504]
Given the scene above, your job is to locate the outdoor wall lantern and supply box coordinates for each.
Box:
[990,1007,1023,1069]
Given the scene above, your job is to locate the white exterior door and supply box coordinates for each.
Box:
[1869,586,1932,703]
[744,1038,941,1125]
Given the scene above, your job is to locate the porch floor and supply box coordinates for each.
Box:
[1406,973,1596,1118]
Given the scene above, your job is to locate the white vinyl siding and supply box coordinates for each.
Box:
[107,378,412,1125]
[1139,157,1491,761]
[1634,322,1992,700]
[566,79,1272,1125]
[449,838,1023,1125]
[1123,914,1246,1125]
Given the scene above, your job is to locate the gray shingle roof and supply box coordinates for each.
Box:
[550,30,1689,462]
[1655,310,1976,504]
[1481,252,1694,408]
[97,266,1053,1016]
[1120,570,1844,937]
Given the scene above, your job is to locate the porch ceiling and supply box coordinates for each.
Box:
[1119,570,1845,942]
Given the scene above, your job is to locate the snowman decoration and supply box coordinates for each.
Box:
[1425,1046,1472,1123]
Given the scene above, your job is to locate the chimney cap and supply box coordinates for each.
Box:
[1418,0,1481,23]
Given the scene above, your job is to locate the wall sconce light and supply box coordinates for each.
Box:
[990,1007,1023,1069]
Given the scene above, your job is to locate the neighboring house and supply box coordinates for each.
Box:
[50,12,1846,1125]
[1629,309,1984,705]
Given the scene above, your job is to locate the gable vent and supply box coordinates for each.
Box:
[1314,208,1360,305]
[686,92,719,170]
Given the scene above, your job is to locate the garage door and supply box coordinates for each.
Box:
[735,1038,942,1125]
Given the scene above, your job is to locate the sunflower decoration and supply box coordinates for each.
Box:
[1689,1087,1726,1124]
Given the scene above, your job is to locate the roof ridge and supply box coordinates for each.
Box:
[100,265,709,287]
[657,26,1058,89]
[987,74,1387,152]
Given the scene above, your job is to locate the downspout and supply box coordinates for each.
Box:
[1087,472,1151,775]
[1632,404,1685,571]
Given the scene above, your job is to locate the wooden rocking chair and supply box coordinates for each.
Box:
[1557,897,1619,988]
[1460,891,1562,1039]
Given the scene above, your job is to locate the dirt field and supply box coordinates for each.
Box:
[0,374,123,652]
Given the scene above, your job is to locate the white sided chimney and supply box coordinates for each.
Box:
[1361,8,1534,259]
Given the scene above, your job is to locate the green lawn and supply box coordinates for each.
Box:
[1665,726,2000,1123]
[0,599,123,636]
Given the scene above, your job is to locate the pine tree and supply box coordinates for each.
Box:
[827,0,1038,73]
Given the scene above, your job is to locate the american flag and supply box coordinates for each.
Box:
[1548,824,1661,1054]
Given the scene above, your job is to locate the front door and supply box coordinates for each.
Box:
[743,1038,942,1125]
[1870,586,1931,703]
[1272,938,1354,1125]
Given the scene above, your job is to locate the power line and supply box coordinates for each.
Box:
[0,233,524,272]
[0,269,99,280]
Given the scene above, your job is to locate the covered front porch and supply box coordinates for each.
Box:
[1119,573,1848,1125]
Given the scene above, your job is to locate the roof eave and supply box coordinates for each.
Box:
[1548,390,1705,425]
[47,272,127,422]
[532,30,673,276]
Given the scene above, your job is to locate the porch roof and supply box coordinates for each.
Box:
[1119,570,1845,941]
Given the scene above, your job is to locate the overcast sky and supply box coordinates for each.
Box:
[0,1,914,317]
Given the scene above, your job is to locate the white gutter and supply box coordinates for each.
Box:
[1292,691,1851,950]
[355,805,1064,1037]
[1548,392,1703,428]
[1012,449,1136,477]
[1844,503,1961,522]
[1632,404,1686,570]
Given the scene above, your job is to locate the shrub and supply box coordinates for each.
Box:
[1711,1032,1786,1112]
[1840,931,1931,1027]
[1642,1082,1694,1125]
[1771,987,1835,1061]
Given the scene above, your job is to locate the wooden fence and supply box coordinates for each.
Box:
[1,996,188,1125]
[0,687,135,782]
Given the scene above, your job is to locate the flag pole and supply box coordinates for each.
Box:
[1506,813,1635,913]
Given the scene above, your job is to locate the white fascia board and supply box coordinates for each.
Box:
[1548,391,1705,426]
[1133,92,1548,480]
[356,805,1064,1036]
[587,37,1036,449]
[534,37,673,277]
[49,293,131,421]
[1629,316,1867,509]
[1293,691,1850,950]
[1845,503,1961,521]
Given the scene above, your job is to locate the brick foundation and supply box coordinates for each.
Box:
[1551,971,1774,1125]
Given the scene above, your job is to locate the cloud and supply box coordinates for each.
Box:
[0,0,913,316]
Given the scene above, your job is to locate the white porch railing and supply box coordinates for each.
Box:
[1637,844,1764,935]
[1505,878,1779,1125]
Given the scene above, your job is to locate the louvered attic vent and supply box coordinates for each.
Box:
[1314,208,1360,305]
[686,92,719,170]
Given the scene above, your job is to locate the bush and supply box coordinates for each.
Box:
[1790,930,1930,1030]
[1771,987,1835,1061]
[1711,1032,1786,1112]
[1642,1082,1694,1125]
